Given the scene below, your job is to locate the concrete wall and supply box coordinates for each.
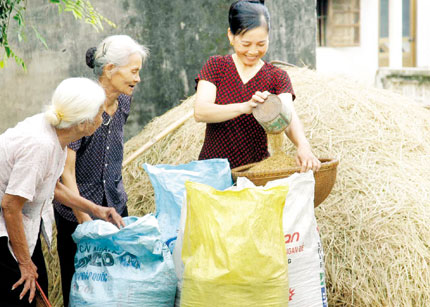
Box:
[376,68,430,106]
[267,0,317,67]
[316,0,379,85]
[0,0,316,139]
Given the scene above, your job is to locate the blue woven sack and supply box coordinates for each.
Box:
[69,215,177,307]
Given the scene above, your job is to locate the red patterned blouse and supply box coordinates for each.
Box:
[195,54,295,169]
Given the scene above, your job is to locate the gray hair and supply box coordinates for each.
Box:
[86,35,149,77]
[44,78,105,129]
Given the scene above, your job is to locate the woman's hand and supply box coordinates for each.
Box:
[281,93,320,173]
[73,210,93,224]
[241,91,271,114]
[1,193,38,304]
[13,260,38,303]
[296,144,321,172]
[54,181,124,228]
[92,206,125,228]
[195,80,272,122]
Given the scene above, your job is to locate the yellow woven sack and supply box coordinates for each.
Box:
[181,181,289,307]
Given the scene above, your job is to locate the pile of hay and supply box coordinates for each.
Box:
[122,65,430,306]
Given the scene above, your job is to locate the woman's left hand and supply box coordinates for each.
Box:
[93,206,125,228]
[296,144,321,172]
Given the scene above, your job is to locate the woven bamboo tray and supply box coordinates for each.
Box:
[231,158,339,207]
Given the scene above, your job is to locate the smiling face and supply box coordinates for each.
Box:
[229,25,269,67]
[110,53,143,96]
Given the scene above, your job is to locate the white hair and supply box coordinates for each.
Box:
[44,78,105,129]
[91,35,149,76]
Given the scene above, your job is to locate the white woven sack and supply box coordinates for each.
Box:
[262,171,328,307]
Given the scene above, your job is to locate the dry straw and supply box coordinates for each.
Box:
[43,65,430,306]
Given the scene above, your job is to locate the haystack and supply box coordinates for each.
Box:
[123,65,430,306]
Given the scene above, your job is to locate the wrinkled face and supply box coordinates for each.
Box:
[229,25,269,67]
[83,105,104,136]
[110,53,143,96]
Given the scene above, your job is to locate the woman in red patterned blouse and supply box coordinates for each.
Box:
[194,0,320,171]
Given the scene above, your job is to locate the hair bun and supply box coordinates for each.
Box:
[44,106,61,127]
[244,0,265,4]
[85,47,97,69]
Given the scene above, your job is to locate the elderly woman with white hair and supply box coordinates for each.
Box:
[53,34,149,306]
[0,78,124,306]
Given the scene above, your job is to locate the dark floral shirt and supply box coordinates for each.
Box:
[54,94,131,222]
[195,54,295,168]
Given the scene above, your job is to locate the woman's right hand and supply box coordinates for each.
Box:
[13,260,38,303]
[241,91,270,114]
[93,206,125,229]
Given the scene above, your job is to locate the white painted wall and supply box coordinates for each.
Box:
[316,0,379,85]
[416,0,430,68]
[388,0,402,68]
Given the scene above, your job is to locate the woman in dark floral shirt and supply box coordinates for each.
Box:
[194,0,320,171]
[53,35,149,307]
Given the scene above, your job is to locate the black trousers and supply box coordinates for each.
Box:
[55,205,128,307]
[0,235,48,307]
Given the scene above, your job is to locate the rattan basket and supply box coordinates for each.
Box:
[231,158,339,207]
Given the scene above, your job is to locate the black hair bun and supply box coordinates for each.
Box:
[246,0,265,4]
[85,47,97,69]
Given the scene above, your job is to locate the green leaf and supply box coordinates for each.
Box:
[71,7,83,19]
[85,0,94,9]
[13,11,24,27]
[1,52,7,67]
[21,30,27,42]
[15,55,27,72]
[5,46,11,57]
[64,2,76,11]
[96,18,103,31]
[103,17,117,28]
[50,0,61,3]
[75,0,84,10]
[0,59,4,68]
[90,22,100,32]
[32,26,48,49]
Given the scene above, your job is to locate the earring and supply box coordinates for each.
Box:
[230,41,234,46]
